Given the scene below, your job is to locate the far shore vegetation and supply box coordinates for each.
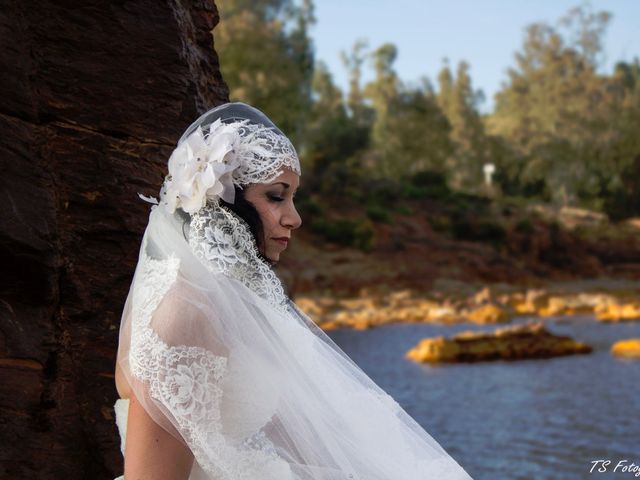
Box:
[216,2,640,252]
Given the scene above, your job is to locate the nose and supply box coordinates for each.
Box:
[282,201,302,230]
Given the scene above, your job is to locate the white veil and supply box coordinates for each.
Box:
[116,103,472,479]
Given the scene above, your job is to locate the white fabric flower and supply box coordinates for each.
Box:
[163,120,242,214]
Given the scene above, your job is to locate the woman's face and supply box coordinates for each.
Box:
[244,168,302,263]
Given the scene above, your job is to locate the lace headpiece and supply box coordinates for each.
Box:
[136,102,300,308]
[153,102,301,214]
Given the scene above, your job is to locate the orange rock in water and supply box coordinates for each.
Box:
[611,339,640,359]
[406,336,461,363]
[466,303,510,324]
[405,322,592,363]
[510,289,549,315]
[426,305,464,324]
[596,303,640,322]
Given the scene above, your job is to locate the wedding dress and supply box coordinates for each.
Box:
[114,103,472,479]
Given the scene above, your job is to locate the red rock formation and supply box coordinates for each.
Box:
[0,1,228,478]
[405,322,592,363]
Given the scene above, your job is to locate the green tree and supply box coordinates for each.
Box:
[437,61,489,192]
[357,43,399,177]
[215,0,315,143]
[364,43,401,167]
[361,44,452,178]
[383,83,452,176]
[304,62,369,195]
[603,59,640,218]
[488,5,635,207]
[341,39,372,125]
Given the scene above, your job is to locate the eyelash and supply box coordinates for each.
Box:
[267,194,285,202]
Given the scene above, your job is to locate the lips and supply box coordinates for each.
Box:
[273,237,289,246]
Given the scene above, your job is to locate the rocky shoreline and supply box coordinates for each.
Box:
[295,279,640,330]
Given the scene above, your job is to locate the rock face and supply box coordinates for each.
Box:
[405,322,592,363]
[611,339,640,359]
[0,2,228,478]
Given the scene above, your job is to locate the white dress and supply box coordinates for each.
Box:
[113,399,127,480]
[115,203,472,480]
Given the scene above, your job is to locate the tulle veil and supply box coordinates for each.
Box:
[116,103,472,479]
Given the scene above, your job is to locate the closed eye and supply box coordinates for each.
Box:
[267,194,284,202]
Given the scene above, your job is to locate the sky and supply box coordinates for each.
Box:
[310,1,640,112]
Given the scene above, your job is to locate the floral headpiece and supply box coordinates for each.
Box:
[141,117,301,215]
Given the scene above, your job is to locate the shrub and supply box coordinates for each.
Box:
[363,179,400,205]
[451,216,507,246]
[310,218,375,252]
[298,197,323,216]
[395,205,413,216]
[446,192,491,216]
[514,218,535,235]
[409,170,448,188]
[366,205,392,223]
[399,170,452,200]
[428,215,451,233]
[401,182,451,200]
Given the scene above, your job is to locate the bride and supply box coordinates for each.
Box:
[114,102,472,479]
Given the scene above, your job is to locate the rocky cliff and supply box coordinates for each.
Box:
[0,1,228,477]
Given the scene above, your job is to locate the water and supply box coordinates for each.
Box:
[326,316,640,480]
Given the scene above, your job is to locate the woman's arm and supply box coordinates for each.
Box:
[124,392,194,480]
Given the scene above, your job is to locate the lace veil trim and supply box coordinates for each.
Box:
[187,202,289,312]
[230,122,300,186]
[128,236,291,478]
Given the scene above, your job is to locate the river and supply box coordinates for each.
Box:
[326,315,640,479]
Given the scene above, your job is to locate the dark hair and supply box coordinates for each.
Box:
[220,186,265,251]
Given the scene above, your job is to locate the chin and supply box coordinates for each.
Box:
[265,250,280,263]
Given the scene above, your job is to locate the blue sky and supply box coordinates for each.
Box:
[311,1,640,112]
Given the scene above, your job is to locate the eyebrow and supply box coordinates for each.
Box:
[269,182,300,195]
[270,182,300,190]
